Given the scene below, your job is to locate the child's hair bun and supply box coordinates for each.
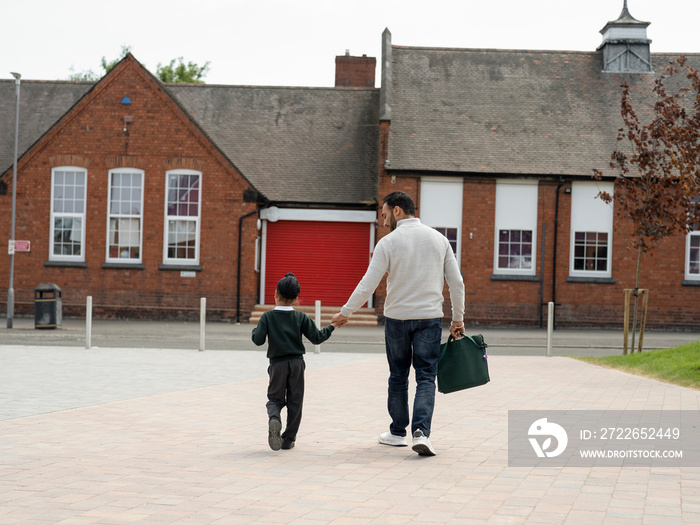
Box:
[277,273,301,300]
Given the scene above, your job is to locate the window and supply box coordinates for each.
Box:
[498,229,533,270]
[494,180,538,275]
[50,167,87,261]
[687,235,700,278]
[420,179,463,264]
[686,196,700,280]
[163,170,201,265]
[434,227,458,255]
[573,232,608,272]
[569,181,613,278]
[106,169,143,262]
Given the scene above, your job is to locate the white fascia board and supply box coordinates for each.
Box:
[274,208,377,223]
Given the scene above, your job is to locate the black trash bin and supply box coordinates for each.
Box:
[35,284,62,329]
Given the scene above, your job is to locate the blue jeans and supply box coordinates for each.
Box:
[384,317,442,438]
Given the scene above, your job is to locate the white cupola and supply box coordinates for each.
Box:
[598,0,652,73]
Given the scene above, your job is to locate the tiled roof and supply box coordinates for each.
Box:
[386,46,700,177]
[0,80,92,176]
[0,75,380,206]
[167,84,380,205]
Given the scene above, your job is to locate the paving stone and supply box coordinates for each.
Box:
[1,327,699,523]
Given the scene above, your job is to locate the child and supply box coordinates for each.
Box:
[252,273,341,450]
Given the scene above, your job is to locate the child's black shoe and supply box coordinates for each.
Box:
[268,418,282,450]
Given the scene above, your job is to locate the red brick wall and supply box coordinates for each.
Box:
[0,57,259,321]
[373,172,700,328]
[335,55,376,88]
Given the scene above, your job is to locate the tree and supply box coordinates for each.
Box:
[67,46,210,84]
[594,56,700,352]
[100,45,133,75]
[156,57,210,84]
[66,66,99,82]
[68,45,132,81]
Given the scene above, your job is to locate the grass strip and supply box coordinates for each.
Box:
[574,341,700,390]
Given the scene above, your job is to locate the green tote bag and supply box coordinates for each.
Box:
[437,334,490,393]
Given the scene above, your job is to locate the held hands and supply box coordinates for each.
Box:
[449,321,465,339]
[332,313,462,334]
[331,312,349,328]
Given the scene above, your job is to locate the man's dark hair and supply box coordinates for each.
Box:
[277,272,301,300]
[383,191,415,216]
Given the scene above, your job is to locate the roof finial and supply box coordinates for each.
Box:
[610,0,646,25]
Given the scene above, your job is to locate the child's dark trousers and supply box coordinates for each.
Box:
[266,358,305,441]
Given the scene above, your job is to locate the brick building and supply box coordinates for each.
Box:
[376,4,700,328]
[0,54,379,321]
[2,3,699,328]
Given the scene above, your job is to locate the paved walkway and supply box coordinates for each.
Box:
[1,320,700,524]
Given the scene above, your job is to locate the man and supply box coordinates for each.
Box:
[332,191,465,456]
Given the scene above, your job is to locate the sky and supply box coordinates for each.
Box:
[2,0,700,87]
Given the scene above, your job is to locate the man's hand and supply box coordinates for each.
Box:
[331,312,349,328]
[449,321,465,339]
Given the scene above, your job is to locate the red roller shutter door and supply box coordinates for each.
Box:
[265,221,370,306]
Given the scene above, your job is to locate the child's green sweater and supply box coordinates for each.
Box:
[251,307,335,363]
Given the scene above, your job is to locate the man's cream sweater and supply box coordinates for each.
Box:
[340,218,465,321]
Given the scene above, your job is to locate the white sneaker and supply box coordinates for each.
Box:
[412,429,436,456]
[378,431,408,447]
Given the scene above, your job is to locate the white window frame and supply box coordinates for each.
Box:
[163,169,202,265]
[420,178,463,266]
[686,232,700,280]
[49,166,87,262]
[493,180,538,276]
[106,168,144,263]
[685,197,700,280]
[569,181,614,278]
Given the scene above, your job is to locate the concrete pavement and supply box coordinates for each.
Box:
[1,318,700,524]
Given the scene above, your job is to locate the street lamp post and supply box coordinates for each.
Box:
[7,72,20,329]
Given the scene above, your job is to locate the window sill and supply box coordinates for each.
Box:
[682,279,700,286]
[491,274,540,282]
[566,276,616,284]
[102,262,145,270]
[158,264,202,272]
[44,260,88,268]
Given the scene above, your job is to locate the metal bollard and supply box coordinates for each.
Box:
[546,301,554,357]
[314,300,321,354]
[199,297,206,351]
[86,296,92,349]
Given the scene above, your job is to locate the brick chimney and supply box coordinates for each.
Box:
[335,51,376,87]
